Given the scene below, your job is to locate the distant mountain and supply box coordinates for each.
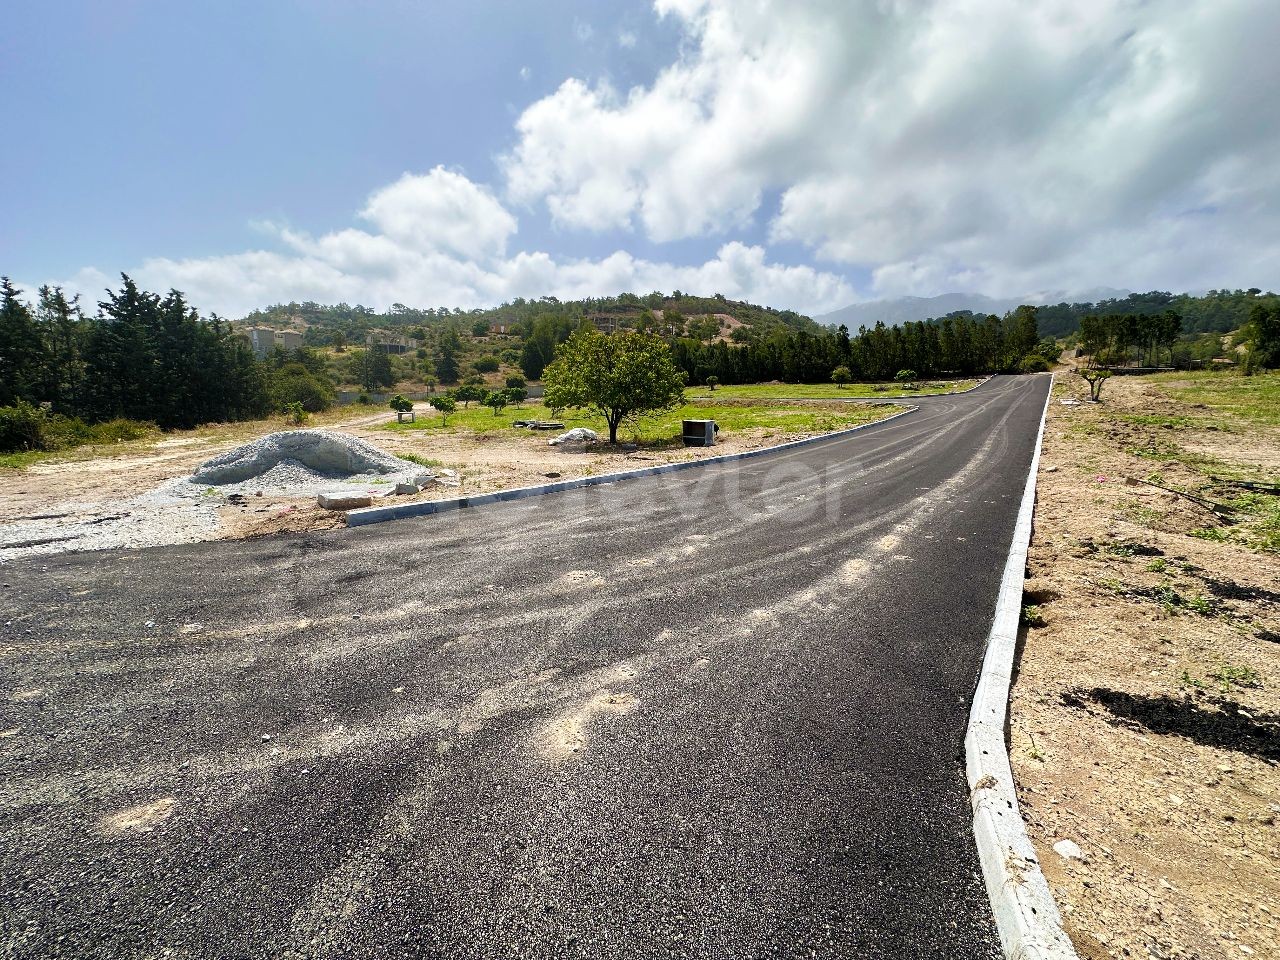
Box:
[817,289,1131,329]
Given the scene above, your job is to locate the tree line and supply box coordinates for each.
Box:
[668,307,1052,386]
[1,276,268,429]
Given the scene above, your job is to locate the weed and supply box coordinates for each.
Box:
[1179,670,1206,690]
[1189,526,1229,543]
[1208,664,1261,692]
[399,453,444,468]
[1021,604,1046,628]
[1146,558,1168,573]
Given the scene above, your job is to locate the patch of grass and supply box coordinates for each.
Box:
[1146,558,1168,573]
[1208,663,1261,692]
[1189,526,1230,543]
[688,379,979,402]
[399,452,445,468]
[1149,370,1280,428]
[379,400,903,445]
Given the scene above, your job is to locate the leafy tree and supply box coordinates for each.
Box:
[505,374,526,389]
[542,329,686,443]
[269,362,335,412]
[455,384,484,407]
[0,278,45,406]
[472,319,490,337]
[1080,368,1111,402]
[705,375,720,391]
[474,356,499,373]
[894,369,918,382]
[389,394,413,413]
[430,394,456,424]
[831,366,851,388]
[34,285,84,411]
[1244,302,1279,371]
[484,390,509,416]
[505,386,528,405]
[436,328,461,384]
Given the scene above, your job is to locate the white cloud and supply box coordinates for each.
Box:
[574,19,593,43]
[502,0,1280,297]
[618,30,638,49]
[51,170,851,317]
[359,166,517,261]
[519,65,531,82]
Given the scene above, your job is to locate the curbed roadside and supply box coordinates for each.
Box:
[346,406,917,527]
[965,373,1078,959]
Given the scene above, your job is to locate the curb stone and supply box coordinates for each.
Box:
[346,406,917,527]
[965,374,1078,959]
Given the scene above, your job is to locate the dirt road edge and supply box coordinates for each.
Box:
[965,374,1078,960]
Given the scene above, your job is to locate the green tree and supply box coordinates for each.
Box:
[831,366,851,388]
[484,390,509,416]
[389,394,413,413]
[542,329,686,444]
[455,383,484,408]
[430,394,456,424]
[505,374,527,390]
[436,328,461,384]
[705,375,720,391]
[0,279,46,406]
[34,285,85,411]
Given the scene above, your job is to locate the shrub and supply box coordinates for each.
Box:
[430,395,457,425]
[474,357,500,373]
[389,394,413,413]
[0,400,47,452]
[284,401,308,426]
[357,392,371,405]
[1019,355,1051,373]
[505,374,527,390]
[894,369,918,382]
[705,375,720,390]
[270,363,335,413]
[484,390,509,415]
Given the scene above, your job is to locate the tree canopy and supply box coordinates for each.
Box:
[542,329,687,443]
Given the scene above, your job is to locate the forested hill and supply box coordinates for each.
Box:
[239,292,821,347]
[822,288,1277,338]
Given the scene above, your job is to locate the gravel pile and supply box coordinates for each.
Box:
[189,430,420,492]
[1,431,424,561]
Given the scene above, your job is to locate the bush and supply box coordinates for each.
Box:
[389,394,413,413]
[284,401,308,426]
[894,369,919,382]
[357,392,371,405]
[270,363,335,413]
[0,401,156,454]
[1019,355,1051,373]
[474,357,500,373]
[505,374,527,390]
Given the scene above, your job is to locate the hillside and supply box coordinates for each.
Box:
[237,292,821,348]
[817,288,1277,338]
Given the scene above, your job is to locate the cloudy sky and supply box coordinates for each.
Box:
[4,0,1278,317]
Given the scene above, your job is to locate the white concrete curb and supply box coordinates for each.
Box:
[346,406,917,527]
[965,374,1077,959]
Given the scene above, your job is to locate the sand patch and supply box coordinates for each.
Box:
[101,797,176,835]
[539,691,639,761]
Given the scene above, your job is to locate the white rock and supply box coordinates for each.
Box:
[548,427,599,446]
[1052,839,1084,860]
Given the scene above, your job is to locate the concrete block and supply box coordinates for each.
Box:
[317,492,374,511]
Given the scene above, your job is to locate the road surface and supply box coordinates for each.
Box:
[1,374,1051,959]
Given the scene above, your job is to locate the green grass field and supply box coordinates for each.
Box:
[684,379,980,402]
[380,399,903,445]
[1148,370,1280,427]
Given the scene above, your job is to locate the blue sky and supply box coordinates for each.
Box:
[4,1,1278,316]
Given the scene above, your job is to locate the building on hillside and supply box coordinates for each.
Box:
[368,333,417,355]
[245,327,304,359]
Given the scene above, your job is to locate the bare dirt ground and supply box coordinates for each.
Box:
[1012,373,1279,959]
[0,402,896,550]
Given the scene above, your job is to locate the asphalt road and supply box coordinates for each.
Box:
[1,374,1051,959]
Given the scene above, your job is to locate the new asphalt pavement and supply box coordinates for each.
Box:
[1,374,1051,959]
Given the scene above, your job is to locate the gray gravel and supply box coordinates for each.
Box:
[0,431,422,562]
[0,376,1051,959]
